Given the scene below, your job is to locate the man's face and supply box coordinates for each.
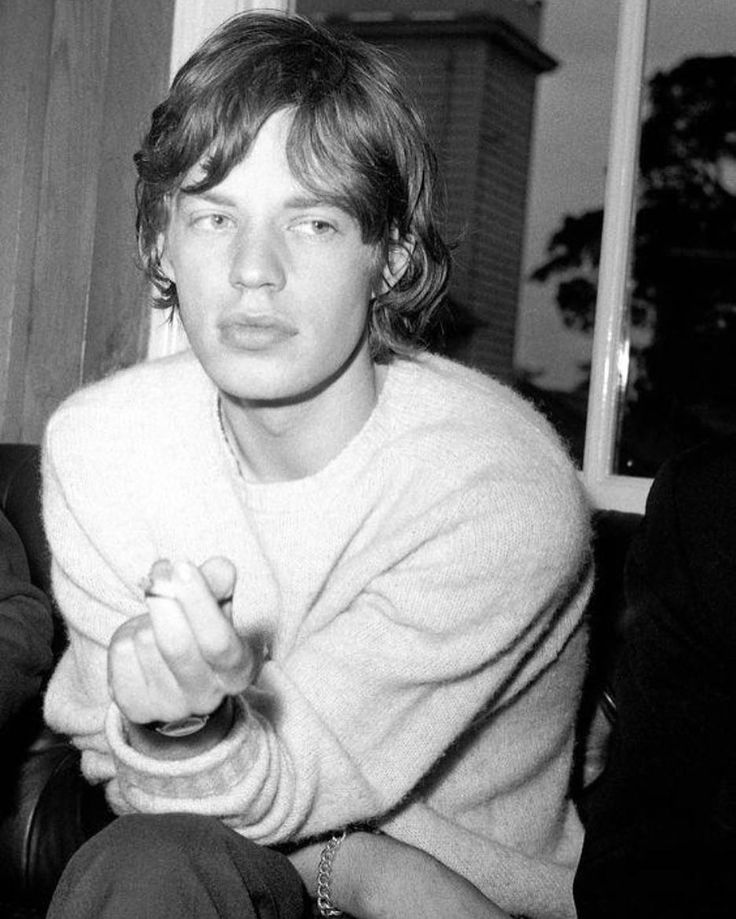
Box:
[160,109,382,406]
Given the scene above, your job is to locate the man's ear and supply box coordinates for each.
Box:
[378,229,415,294]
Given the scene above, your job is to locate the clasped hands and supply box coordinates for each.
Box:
[108,557,256,726]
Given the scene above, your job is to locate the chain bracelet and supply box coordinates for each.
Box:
[315,828,347,917]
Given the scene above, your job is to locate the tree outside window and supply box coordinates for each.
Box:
[531,54,736,477]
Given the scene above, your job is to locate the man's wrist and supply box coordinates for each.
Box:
[148,712,212,738]
[126,696,236,760]
[316,829,347,916]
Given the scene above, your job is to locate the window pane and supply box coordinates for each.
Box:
[616,1,736,476]
[515,3,618,466]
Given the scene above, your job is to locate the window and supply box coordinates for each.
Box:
[527,0,736,512]
[614,1,736,489]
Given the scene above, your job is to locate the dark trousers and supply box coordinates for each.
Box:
[46,813,314,919]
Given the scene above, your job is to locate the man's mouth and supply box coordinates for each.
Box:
[217,314,298,350]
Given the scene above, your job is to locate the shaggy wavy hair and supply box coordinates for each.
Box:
[134,12,451,361]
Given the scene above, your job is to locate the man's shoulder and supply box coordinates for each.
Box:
[647,436,736,559]
[377,356,590,553]
[392,354,577,474]
[46,351,206,439]
[400,354,555,423]
[669,436,736,505]
[43,351,210,475]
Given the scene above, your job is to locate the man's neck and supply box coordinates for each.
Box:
[219,355,385,483]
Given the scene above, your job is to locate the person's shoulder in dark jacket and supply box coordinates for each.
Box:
[574,436,736,919]
[0,508,54,733]
[627,435,736,663]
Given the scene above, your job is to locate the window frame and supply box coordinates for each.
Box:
[581,0,651,513]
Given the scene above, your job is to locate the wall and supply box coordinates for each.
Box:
[322,13,553,381]
[0,0,175,443]
[465,38,540,375]
[297,0,545,43]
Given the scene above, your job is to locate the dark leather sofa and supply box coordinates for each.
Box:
[0,441,642,915]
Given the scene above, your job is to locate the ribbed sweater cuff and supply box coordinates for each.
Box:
[105,697,262,809]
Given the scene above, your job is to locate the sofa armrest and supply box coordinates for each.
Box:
[0,720,114,910]
[1,443,116,911]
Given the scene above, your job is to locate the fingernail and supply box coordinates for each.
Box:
[150,559,174,581]
[174,560,194,582]
[142,559,176,597]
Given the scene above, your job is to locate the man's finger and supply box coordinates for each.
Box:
[199,556,237,603]
[147,561,250,674]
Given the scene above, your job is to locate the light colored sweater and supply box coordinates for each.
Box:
[42,350,592,919]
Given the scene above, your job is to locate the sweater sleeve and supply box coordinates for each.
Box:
[41,429,273,804]
[107,469,590,842]
[43,411,591,845]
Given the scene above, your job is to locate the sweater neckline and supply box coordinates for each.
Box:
[209,357,414,512]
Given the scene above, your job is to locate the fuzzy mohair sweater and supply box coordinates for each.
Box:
[43,351,592,918]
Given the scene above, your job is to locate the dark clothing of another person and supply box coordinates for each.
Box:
[47,813,313,919]
[0,509,54,732]
[575,438,736,918]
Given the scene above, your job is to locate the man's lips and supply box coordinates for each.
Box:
[217,314,298,350]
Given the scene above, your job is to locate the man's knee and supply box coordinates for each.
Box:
[50,813,311,919]
[71,812,227,876]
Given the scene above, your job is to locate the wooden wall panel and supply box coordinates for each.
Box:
[20,0,114,441]
[0,0,175,443]
[0,0,54,441]
[83,0,175,384]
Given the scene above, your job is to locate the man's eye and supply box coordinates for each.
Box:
[292,219,335,236]
[191,213,233,230]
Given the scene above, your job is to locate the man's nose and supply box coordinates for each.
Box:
[228,226,286,290]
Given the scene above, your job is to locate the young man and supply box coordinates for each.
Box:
[42,13,592,919]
